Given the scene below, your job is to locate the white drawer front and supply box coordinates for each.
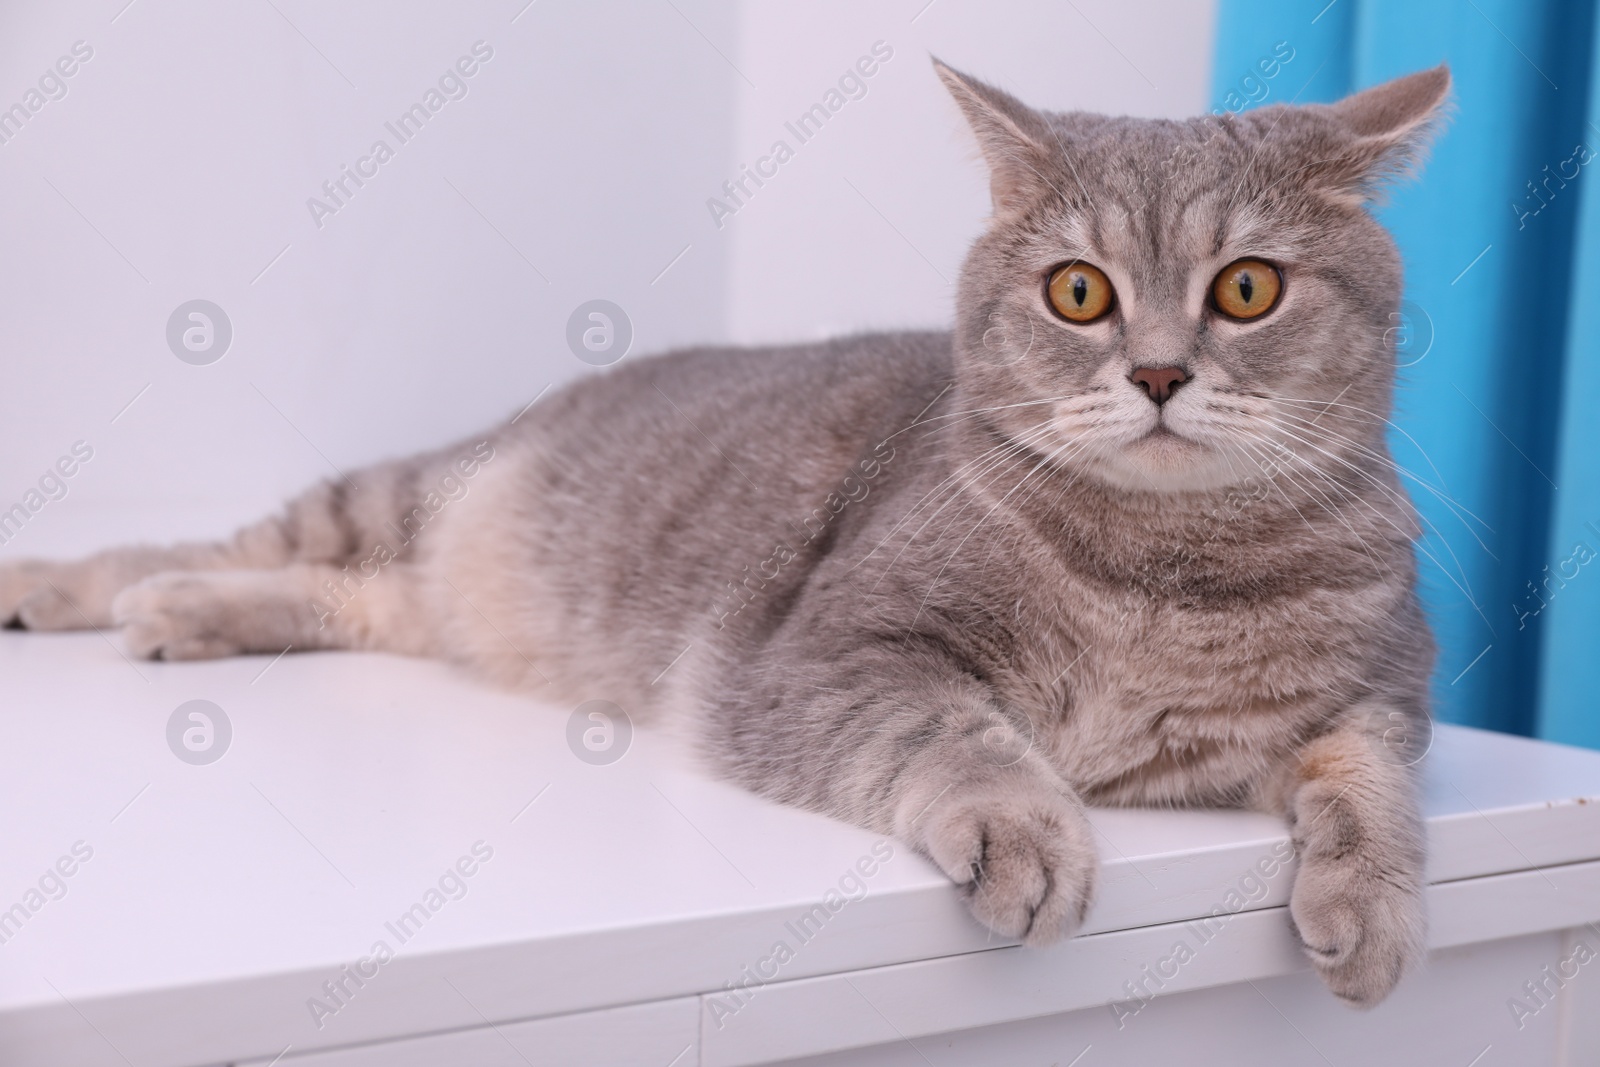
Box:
[703,859,1600,1066]
[239,995,698,1067]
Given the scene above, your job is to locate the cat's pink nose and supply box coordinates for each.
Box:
[1130,366,1189,404]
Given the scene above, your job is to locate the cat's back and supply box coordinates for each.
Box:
[505,329,956,496]
[530,329,951,440]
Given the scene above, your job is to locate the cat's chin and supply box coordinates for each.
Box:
[1086,433,1246,495]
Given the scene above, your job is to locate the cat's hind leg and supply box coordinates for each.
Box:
[0,482,354,631]
[111,562,432,661]
[4,440,495,663]
[1,447,471,635]
[1,535,289,633]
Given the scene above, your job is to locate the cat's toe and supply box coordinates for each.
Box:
[1290,857,1425,1007]
[112,574,241,661]
[0,561,51,626]
[14,584,86,630]
[923,780,1098,945]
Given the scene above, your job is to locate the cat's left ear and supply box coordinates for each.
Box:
[933,59,1055,217]
[1322,64,1452,199]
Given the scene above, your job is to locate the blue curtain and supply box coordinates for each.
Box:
[1213,0,1600,749]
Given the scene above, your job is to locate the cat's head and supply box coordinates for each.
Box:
[940,60,1450,494]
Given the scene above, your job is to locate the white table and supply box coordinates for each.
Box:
[3,631,1598,1066]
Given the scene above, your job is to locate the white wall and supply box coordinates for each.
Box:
[0,0,1213,557]
[724,0,1217,344]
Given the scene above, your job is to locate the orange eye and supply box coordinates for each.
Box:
[1211,259,1282,320]
[1046,262,1115,323]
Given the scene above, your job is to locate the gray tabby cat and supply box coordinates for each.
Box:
[1,61,1449,1007]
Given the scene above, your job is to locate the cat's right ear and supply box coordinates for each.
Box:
[1320,64,1453,200]
[934,59,1054,216]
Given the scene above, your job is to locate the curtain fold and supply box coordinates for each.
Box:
[1212,0,1600,748]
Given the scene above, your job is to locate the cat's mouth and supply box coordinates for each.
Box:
[1064,398,1243,493]
[1135,421,1195,446]
[1099,424,1237,493]
[1122,419,1219,470]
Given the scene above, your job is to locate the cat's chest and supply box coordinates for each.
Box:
[1029,577,1385,803]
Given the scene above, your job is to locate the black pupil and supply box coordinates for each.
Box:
[1238,272,1254,304]
[1072,276,1088,306]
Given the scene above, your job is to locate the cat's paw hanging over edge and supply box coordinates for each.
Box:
[919,780,1099,946]
[1289,852,1426,1007]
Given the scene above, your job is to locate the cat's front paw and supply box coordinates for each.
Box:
[1289,851,1425,1006]
[920,779,1098,945]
